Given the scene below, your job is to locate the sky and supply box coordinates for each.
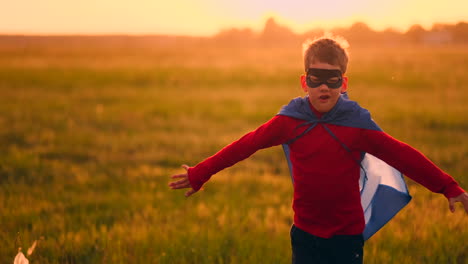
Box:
[1,0,467,36]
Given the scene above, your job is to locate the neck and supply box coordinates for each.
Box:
[308,100,324,118]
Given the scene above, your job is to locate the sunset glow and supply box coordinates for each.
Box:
[1,0,467,35]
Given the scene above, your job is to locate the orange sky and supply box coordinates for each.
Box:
[1,0,467,35]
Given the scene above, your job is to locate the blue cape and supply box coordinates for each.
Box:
[278,94,412,240]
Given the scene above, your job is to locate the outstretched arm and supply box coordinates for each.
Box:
[168,165,198,197]
[168,115,292,195]
[359,129,467,214]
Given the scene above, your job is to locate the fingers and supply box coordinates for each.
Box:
[171,173,187,179]
[169,178,191,189]
[449,199,455,213]
[448,192,468,214]
[185,189,196,197]
[168,165,191,189]
[461,193,468,214]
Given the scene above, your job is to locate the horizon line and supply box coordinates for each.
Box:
[0,17,466,38]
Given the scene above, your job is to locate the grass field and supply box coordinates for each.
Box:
[0,37,467,263]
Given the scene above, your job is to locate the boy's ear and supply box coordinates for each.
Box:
[300,75,308,92]
[341,76,349,93]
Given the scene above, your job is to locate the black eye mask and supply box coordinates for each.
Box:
[306,68,343,89]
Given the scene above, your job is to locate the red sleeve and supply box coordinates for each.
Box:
[188,115,294,191]
[357,129,465,199]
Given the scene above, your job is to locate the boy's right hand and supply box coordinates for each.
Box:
[168,165,197,197]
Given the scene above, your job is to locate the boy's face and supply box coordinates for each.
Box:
[300,62,348,113]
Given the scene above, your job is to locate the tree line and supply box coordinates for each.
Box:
[215,18,468,45]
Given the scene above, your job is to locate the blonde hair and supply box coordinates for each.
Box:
[302,34,350,73]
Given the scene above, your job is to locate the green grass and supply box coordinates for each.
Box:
[0,39,467,263]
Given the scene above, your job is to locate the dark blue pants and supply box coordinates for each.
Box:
[290,225,364,264]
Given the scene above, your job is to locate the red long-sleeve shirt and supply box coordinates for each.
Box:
[187,103,465,238]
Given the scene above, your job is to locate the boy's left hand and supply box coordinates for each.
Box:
[448,192,468,213]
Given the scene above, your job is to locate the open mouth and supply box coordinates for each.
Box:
[319,95,330,100]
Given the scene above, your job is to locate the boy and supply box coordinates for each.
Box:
[169,36,468,264]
